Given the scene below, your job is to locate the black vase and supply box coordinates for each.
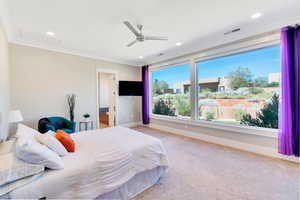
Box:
[67,94,76,122]
[70,110,74,122]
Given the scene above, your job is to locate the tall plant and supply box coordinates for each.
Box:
[240,94,279,128]
[67,94,76,121]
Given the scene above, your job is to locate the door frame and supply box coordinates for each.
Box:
[96,69,119,129]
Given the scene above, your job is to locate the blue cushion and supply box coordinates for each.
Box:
[61,128,73,134]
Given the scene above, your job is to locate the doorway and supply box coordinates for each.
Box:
[96,71,118,129]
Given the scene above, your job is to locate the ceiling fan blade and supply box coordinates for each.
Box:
[127,40,138,47]
[123,21,140,37]
[144,35,168,41]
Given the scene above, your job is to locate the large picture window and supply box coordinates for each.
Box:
[197,46,281,129]
[151,64,191,118]
[150,43,281,131]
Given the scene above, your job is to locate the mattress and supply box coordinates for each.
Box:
[7,127,169,199]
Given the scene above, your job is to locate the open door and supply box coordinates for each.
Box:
[98,72,117,128]
[107,73,116,127]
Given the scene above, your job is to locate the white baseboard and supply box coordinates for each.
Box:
[149,123,300,163]
[120,121,142,128]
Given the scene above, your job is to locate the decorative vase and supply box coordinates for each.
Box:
[67,94,76,121]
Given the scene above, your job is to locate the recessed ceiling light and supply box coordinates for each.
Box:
[176,42,182,46]
[46,31,55,37]
[251,12,262,20]
[139,56,143,59]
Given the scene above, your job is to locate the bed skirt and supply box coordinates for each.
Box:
[97,166,167,200]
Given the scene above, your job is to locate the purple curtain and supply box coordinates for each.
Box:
[279,25,300,157]
[142,65,150,124]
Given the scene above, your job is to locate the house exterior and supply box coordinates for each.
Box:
[173,77,231,94]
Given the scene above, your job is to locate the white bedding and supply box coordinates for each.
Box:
[8,127,169,199]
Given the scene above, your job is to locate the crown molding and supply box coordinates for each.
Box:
[10,39,141,67]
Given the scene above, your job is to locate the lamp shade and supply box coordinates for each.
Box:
[8,110,23,123]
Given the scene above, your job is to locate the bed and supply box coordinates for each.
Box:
[4,126,169,199]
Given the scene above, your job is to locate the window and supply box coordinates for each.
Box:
[151,63,191,118]
[150,37,281,131]
[197,46,281,129]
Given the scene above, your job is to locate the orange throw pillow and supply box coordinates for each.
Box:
[55,130,75,152]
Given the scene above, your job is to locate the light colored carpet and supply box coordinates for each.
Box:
[132,126,299,200]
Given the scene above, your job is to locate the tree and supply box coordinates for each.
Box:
[240,94,279,129]
[228,67,253,90]
[152,98,176,116]
[253,77,268,87]
[152,79,169,95]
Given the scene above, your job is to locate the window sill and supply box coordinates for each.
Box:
[150,114,278,138]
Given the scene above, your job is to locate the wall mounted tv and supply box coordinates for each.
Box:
[119,81,143,96]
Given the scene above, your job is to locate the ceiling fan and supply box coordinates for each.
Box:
[123,21,168,47]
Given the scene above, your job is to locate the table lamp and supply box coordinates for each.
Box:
[8,110,23,123]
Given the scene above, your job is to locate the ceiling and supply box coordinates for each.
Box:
[3,0,300,66]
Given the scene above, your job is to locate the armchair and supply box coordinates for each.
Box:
[38,117,76,134]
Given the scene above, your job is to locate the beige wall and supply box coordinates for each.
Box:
[9,44,141,130]
[0,20,10,140]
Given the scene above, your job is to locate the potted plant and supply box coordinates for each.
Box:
[83,113,90,122]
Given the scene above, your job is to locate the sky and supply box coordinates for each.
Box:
[152,45,281,88]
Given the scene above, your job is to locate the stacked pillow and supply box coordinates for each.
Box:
[1,125,76,196]
[0,139,44,196]
[15,124,75,170]
[35,132,68,156]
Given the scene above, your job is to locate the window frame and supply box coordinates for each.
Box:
[149,60,192,119]
[149,32,280,137]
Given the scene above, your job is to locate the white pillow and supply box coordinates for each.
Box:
[16,138,64,170]
[35,131,68,156]
[16,124,39,139]
[0,152,44,186]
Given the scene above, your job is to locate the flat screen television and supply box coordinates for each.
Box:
[119,81,143,96]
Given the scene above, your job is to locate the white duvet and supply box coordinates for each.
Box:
[8,127,169,199]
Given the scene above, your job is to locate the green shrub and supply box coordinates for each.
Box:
[152,98,176,116]
[240,94,279,128]
[234,109,247,121]
[248,87,264,95]
[267,82,280,87]
[174,95,191,116]
[205,112,215,121]
[200,88,214,99]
